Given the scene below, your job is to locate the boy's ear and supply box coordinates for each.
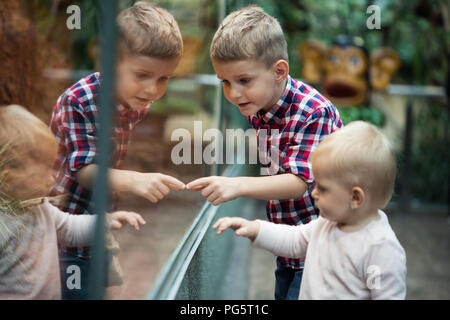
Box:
[273,59,289,83]
[350,186,365,210]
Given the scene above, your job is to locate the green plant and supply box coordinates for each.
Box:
[409,102,449,204]
[337,106,385,127]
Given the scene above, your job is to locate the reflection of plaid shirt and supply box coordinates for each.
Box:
[248,75,342,269]
[49,72,149,256]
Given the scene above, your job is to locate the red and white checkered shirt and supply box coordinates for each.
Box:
[49,72,149,255]
[248,75,343,269]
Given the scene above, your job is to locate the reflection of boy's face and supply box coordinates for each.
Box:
[5,141,57,200]
[116,54,180,111]
[212,59,284,117]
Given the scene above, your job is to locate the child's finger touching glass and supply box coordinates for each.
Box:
[162,174,185,190]
[186,177,211,190]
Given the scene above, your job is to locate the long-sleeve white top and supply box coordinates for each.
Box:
[253,210,407,299]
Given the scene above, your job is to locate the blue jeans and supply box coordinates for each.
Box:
[274,257,303,300]
[59,254,91,300]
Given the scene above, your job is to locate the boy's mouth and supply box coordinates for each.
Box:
[135,96,151,105]
[238,102,251,108]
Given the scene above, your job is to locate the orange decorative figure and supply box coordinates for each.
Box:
[299,35,400,106]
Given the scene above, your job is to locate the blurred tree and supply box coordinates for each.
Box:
[0,0,71,121]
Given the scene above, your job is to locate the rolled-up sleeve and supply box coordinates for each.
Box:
[58,95,97,172]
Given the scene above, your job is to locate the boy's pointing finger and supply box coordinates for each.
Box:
[186,177,211,190]
[162,175,186,190]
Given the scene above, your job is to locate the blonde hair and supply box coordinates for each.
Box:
[210,5,288,67]
[117,1,183,59]
[0,105,56,175]
[311,121,396,208]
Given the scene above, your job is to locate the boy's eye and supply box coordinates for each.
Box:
[135,72,149,79]
[239,78,251,84]
[221,80,230,86]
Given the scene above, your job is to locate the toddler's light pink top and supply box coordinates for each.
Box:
[0,199,95,299]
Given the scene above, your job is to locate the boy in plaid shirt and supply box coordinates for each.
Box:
[187,5,342,299]
[49,2,185,299]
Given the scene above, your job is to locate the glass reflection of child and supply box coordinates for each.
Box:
[187,5,342,299]
[0,105,146,299]
[49,2,186,298]
[214,121,407,299]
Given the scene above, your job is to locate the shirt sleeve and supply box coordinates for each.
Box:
[281,107,337,185]
[49,202,97,247]
[253,219,319,259]
[57,94,97,172]
[364,239,407,300]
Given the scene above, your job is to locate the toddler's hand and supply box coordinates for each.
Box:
[131,172,185,203]
[108,211,146,231]
[212,217,260,241]
[186,176,241,206]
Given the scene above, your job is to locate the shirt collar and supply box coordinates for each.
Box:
[255,75,294,126]
[116,103,132,116]
[116,102,151,117]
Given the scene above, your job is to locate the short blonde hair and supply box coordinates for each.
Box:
[117,1,183,59]
[311,121,396,208]
[0,105,56,173]
[210,5,288,67]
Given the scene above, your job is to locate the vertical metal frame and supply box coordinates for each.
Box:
[87,0,118,299]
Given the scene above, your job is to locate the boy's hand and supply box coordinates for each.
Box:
[186,176,242,206]
[108,211,146,231]
[130,172,185,203]
[213,217,260,241]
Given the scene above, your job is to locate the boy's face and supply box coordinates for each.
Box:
[4,141,57,200]
[311,157,353,224]
[212,59,287,117]
[116,54,180,111]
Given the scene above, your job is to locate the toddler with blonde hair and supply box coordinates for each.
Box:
[0,105,145,299]
[214,121,407,299]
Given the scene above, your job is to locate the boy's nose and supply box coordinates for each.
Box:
[229,86,241,101]
[143,84,157,98]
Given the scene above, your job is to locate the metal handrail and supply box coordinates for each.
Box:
[147,164,240,300]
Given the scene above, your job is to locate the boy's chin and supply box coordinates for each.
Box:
[237,106,257,117]
[128,101,151,111]
[239,110,254,117]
